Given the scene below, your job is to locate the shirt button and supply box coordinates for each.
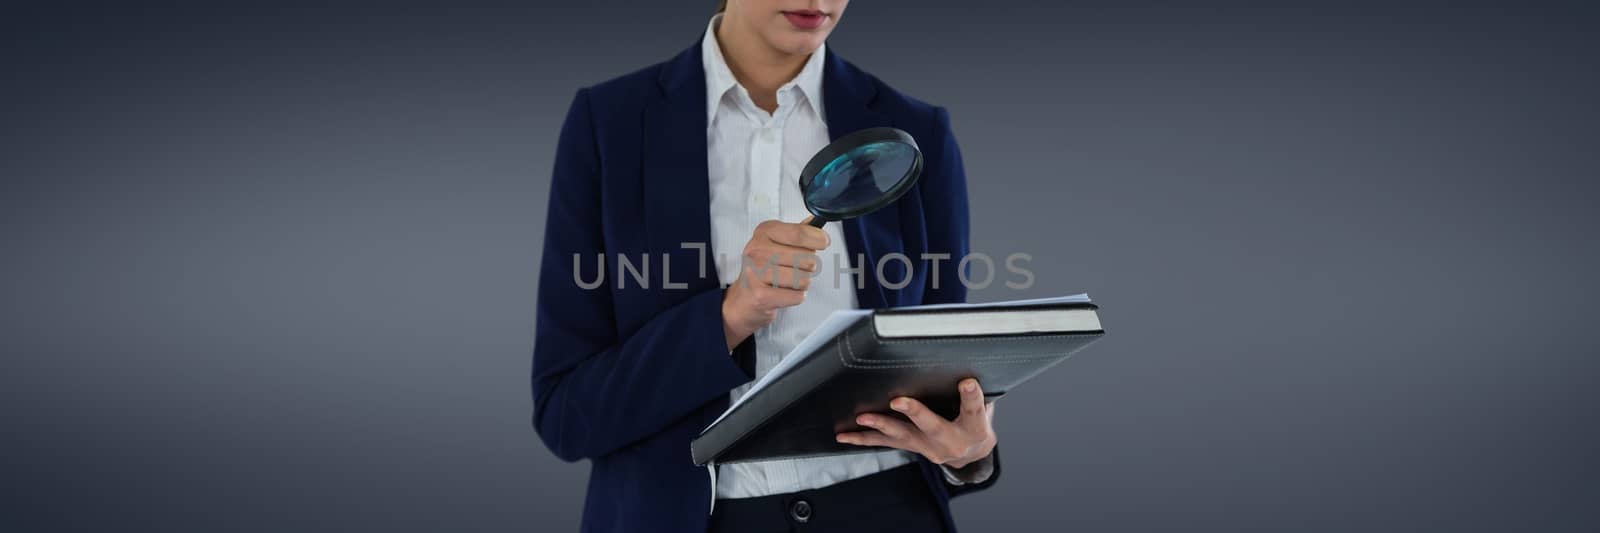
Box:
[789,499,812,523]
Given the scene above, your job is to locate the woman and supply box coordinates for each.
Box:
[532,2,999,531]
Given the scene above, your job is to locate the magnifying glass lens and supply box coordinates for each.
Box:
[804,141,920,214]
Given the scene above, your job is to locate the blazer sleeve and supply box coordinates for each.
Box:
[531,89,751,462]
[918,106,1003,497]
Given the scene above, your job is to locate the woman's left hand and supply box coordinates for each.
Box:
[835,378,996,469]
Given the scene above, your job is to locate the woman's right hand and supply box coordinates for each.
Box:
[721,219,830,350]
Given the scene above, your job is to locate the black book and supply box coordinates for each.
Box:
[691,294,1106,466]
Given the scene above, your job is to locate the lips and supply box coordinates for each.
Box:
[782,10,827,30]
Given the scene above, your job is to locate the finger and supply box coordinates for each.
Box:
[856,412,920,441]
[761,220,829,250]
[835,430,918,452]
[751,287,805,310]
[957,378,986,421]
[743,270,806,309]
[752,265,813,290]
[742,264,811,292]
[743,244,820,272]
[773,250,820,272]
[890,397,951,436]
[757,286,805,309]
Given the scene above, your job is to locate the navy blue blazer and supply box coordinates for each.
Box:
[532,40,997,533]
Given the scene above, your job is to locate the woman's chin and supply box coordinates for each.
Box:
[767,34,827,57]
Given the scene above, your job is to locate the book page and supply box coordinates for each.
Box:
[892,293,1090,312]
[705,308,871,429]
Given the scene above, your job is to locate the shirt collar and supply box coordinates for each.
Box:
[701,14,827,125]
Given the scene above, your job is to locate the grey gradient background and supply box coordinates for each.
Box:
[4,2,1598,532]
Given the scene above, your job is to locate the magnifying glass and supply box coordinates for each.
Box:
[799,127,923,228]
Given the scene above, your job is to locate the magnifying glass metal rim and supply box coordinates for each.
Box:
[798,126,924,227]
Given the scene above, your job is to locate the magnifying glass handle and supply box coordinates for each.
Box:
[804,216,827,228]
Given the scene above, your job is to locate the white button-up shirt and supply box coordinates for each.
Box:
[701,15,917,500]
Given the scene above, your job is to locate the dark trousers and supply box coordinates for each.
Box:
[707,463,947,533]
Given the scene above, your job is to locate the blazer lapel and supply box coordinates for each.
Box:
[823,48,898,310]
[643,43,721,298]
